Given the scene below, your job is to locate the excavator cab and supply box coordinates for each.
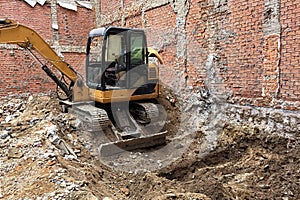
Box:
[86,27,151,92]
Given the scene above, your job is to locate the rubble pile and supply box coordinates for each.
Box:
[0,94,299,199]
[0,95,127,200]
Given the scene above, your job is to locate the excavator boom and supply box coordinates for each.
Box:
[0,19,78,82]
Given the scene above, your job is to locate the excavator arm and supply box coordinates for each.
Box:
[0,19,79,97]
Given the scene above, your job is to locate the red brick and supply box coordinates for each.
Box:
[0,0,299,109]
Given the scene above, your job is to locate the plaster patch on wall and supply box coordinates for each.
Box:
[50,0,60,51]
[93,0,101,26]
[170,0,189,59]
[97,1,169,26]
[24,0,46,6]
[57,0,77,11]
[262,0,281,99]
[23,0,92,11]
[24,0,37,7]
[203,1,229,102]
[263,0,281,35]
[76,1,92,10]
[52,23,58,30]
[169,0,190,89]
[37,0,46,5]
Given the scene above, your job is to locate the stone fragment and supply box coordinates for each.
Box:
[5,115,13,123]
[270,112,283,123]
[120,187,130,196]
[8,147,23,159]
[0,130,10,139]
[47,159,57,166]
[71,191,99,200]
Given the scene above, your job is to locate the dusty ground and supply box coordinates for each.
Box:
[0,92,299,199]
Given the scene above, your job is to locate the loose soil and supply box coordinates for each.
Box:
[0,92,299,199]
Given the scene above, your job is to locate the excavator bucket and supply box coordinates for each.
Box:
[96,102,167,156]
[99,131,167,157]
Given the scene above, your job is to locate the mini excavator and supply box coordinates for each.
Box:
[0,19,166,156]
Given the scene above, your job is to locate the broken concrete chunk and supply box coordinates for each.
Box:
[0,130,10,139]
[102,197,113,200]
[8,147,24,159]
[45,124,77,159]
[46,124,58,137]
[5,115,13,123]
[71,191,99,200]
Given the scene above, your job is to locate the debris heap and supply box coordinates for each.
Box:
[1,94,299,199]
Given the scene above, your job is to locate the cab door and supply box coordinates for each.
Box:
[126,30,149,89]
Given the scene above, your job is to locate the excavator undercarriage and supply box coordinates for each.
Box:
[62,101,167,156]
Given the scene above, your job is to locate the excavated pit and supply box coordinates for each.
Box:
[0,92,299,199]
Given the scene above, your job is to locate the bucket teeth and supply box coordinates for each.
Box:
[99,131,167,157]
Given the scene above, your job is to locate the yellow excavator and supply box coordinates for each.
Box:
[0,19,167,156]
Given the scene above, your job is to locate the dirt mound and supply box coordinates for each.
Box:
[154,125,300,199]
[0,95,122,199]
[1,94,299,199]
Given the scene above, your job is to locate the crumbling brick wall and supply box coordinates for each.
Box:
[0,1,94,96]
[279,0,300,103]
[1,0,299,111]
[96,0,299,110]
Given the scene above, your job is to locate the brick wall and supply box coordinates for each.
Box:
[95,0,300,109]
[1,0,299,110]
[0,1,52,40]
[57,6,95,46]
[144,4,177,88]
[279,0,300,102]
[0,1,94,96]
[0,48,53,96]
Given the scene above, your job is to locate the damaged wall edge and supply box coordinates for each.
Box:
[23,0,93,10]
